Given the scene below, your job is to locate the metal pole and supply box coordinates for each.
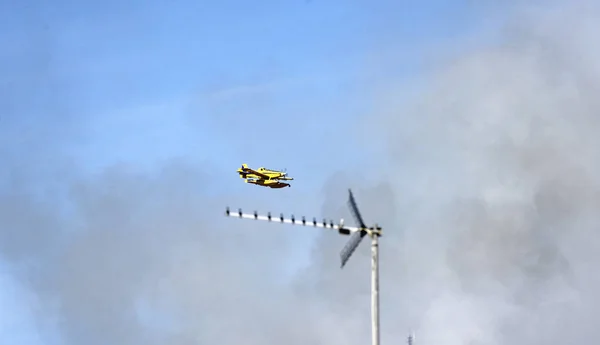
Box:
[371,231,380,345]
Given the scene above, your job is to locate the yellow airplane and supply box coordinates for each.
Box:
[237,163,293,188]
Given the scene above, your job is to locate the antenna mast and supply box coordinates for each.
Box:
[407,332,414,345]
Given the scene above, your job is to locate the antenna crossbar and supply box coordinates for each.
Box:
[225,207,382,236]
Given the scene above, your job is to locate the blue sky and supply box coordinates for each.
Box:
[1,0,488,343]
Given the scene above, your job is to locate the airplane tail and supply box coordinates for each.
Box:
[238,163,249,175]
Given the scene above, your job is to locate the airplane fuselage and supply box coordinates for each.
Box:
[237,167,293,181]
[236,164,293,188]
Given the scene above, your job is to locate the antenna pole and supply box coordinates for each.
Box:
[371,228,380,345]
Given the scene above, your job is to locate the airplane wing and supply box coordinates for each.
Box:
[241,167,270,179]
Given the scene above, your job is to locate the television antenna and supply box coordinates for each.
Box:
[225,189,382,345]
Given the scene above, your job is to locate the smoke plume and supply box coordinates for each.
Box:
[365,2,600,344]
[3,1,600,345]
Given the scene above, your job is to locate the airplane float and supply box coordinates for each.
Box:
[237,163,293,188]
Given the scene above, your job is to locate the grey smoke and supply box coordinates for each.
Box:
[367,2,600,344]
[3,1,600,345]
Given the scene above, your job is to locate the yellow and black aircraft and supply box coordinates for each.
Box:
[237,163,293,188]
